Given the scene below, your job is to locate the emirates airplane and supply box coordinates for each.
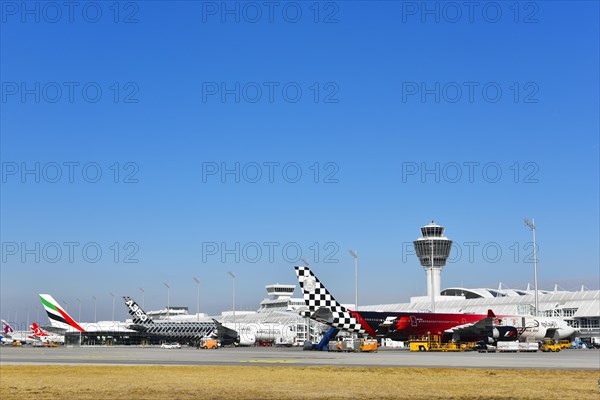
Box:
[294,266,576,343]
[39,294,135,333]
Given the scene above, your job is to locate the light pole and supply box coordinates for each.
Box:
[139,287,145,309]
[26,308,29,330]
[227,272,236,327]
[61,303,65,342]
[193,277,200,321]
[524,218,539,316]
[300,259,310,342]
[76,298,82,346]
[110,293,115,322]
[163,283,170,320]
[348,250,359,311]
[92,296,97,323]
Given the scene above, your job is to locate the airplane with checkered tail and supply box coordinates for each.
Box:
[295,266,367,335]
[294,266,521,343]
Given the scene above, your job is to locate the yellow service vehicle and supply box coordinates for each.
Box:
[557,340,571,350]
[540,339,561,352]
[409,335,474,352]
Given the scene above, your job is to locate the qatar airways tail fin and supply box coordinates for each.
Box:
[2,320,15,335]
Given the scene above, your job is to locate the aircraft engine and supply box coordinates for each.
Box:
[490,326,519,342]
[238,334,256,346]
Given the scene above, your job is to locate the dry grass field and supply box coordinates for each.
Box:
[1,365,598,399]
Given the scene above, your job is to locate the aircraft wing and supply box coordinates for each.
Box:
[444,310,500,337]
[444,320,490,336]
[39,326,67,335]
[212,319,239,343]
[298,307,335,325]
[127,324,148,332]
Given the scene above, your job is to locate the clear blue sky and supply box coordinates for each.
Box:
[1,1,598,327]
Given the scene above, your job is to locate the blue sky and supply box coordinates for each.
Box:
[1,1,598,326]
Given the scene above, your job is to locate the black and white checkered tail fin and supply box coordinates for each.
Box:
[295,266,346,314]
[295,266,365,334]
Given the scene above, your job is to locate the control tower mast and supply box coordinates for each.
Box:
[413,221,452,312]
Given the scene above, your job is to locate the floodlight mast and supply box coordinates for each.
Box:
[193,277,200,321]
[92,296,97,323]
[139,287,145,308]
[76,298,82,346]
[523,218,539,317]
[163,283,170,320]
[109,293,115,322]
[227,272,236,326]
[348,250,358,311]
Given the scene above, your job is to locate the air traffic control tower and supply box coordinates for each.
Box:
[413,221,453,303]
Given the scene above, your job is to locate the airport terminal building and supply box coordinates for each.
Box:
[61,282,599,346]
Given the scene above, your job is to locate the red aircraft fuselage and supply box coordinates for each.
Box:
[348,310,512,341]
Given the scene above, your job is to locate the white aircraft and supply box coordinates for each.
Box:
[493,315,577,342]
[222,321,296,346]
[1,320,35,344]
[39,294,134,333]
[29,322,65,344]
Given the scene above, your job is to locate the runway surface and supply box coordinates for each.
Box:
[1,346,598,369]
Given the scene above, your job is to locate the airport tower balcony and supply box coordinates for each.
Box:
[413,221,453,297]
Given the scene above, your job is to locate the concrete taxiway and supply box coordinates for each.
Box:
[1,346,598,369]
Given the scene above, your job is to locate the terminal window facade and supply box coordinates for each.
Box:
[542,308,580,318]
[264,302,287,309]
[517,304,535,315]
[562,308,577,317]
[579,318,600,329]
[268,287,294,293]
